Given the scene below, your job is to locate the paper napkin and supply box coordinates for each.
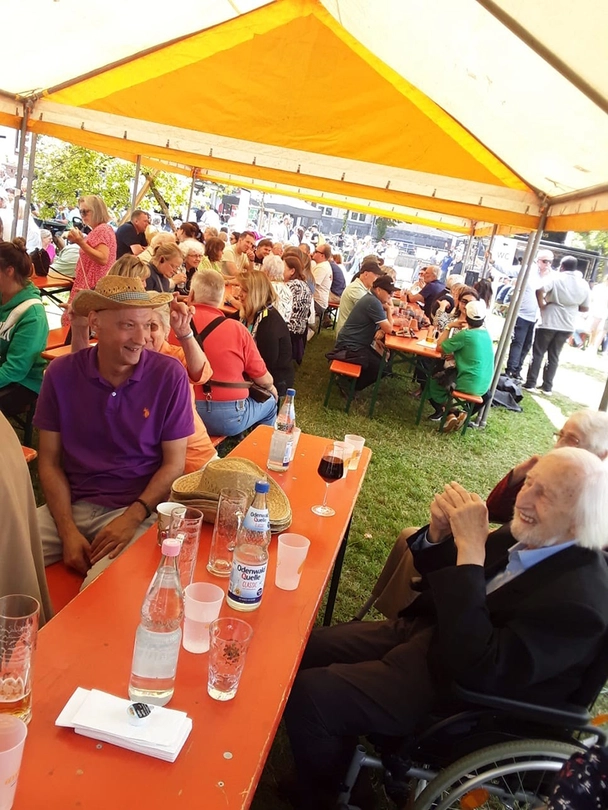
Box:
[56,687,192,762]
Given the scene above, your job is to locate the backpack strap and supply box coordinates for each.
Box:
[195,314,253,399]
[0,298,44,341]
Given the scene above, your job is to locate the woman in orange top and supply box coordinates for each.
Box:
[147,303,218,472]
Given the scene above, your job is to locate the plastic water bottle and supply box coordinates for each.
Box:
[227,481,271,612]
[128,538,184,706]
[267,388,296,473]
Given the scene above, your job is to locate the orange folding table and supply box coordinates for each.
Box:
[368,329,443,416]
[17,426,370,809]
[31,275,73,306]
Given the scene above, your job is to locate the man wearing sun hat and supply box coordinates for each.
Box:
[34,276,195,588]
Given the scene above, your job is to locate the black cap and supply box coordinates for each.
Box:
[372,275,398,294]
[360,260,383,275]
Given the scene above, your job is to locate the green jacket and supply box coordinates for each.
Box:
[0,283,49,394]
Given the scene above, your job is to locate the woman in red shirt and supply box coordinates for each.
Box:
[62,195,116,327]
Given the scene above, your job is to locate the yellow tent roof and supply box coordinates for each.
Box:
[2,0,607,232]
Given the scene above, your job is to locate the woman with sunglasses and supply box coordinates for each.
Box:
[62,195,116,327]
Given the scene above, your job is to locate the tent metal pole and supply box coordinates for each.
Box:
[476,210,547,427]
[549,182,608,206]
[186,171,196,222]
[462,231,474,274]
[21,132,37,245]
[481,224,498,278]
[131,155,141,213]
[475,0,608,118]
[10,104,30,240]
[600,381,608,413]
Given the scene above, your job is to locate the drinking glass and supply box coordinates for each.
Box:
[207,618,253,701]
[0,596,40,725]
[207,488,248,577]
[170,507,204,589]
[312,442,345,517]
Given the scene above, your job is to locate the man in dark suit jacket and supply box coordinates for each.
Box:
[283,448,608,809]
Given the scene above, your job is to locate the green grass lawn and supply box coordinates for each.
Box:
[251,329,566,809]
[19,330,603,809]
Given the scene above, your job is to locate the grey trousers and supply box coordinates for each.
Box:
[39,500,155,589]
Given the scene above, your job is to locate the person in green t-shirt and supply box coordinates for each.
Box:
[427,299,494,431]
[0,239,49,418]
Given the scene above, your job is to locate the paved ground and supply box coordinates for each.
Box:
[488,312,608,429]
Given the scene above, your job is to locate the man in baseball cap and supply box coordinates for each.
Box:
[34,276,194,588]
[426,297,494,431]
[331,273,396,390]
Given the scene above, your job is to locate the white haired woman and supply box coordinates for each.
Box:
[262,253,293,323]
[62,194,117,327]
[179,238,205,292]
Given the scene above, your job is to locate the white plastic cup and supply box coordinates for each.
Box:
[275,534,311,591]
[344,435,365,471]
[0,715,27,810]
[183,582,225,653]
[156,502,186,546]
[334,441,354,477]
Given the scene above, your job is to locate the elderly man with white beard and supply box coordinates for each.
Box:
[282,448,608,809]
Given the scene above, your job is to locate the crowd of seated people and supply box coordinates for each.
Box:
[5,199,608,810]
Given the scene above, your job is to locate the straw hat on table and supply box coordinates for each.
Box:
[172,458,292,532]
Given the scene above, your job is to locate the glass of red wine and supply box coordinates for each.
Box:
[312,442,345,517]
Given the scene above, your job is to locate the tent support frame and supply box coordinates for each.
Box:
[475,0,608,118]
[10,102,30,240]
[186,171,196,221]
[476,209,548,428]
[480,223,498,278]
[21,132,37,245]
[131,155,141,213]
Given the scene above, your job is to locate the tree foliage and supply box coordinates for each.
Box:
[571,231,608,255]
[32,138,189,220]
[375,216,397,240]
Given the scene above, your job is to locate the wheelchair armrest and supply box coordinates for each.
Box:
[453,683,591,728]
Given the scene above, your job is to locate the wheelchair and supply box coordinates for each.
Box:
[337,634,608,809]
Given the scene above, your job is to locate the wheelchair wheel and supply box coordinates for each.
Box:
[412,738,583,810]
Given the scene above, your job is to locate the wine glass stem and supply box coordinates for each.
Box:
[322,483,330,508]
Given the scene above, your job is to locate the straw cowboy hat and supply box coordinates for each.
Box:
[171,458,292,533]
[72,276,173,316]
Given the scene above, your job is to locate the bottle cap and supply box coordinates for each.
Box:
[286,388,296,396]
[161,538,181,557]
[254,480,270,494]
[127,702,152,726]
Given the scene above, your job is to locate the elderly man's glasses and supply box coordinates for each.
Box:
[553,430,580,447]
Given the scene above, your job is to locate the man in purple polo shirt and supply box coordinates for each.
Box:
[406,265,446,319]
[35,276,195,588]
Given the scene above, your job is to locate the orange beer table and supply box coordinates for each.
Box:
[17,426,370,809]
[368,330,443,416]
[31,274,73,306]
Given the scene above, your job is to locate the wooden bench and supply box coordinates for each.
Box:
[45,326,69,350]
[21,446,37,463]
[324,359,361,414]
[318,301,340,334]
[45,561,84,615]
[210,435,227,448]
[439,390,484,435]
